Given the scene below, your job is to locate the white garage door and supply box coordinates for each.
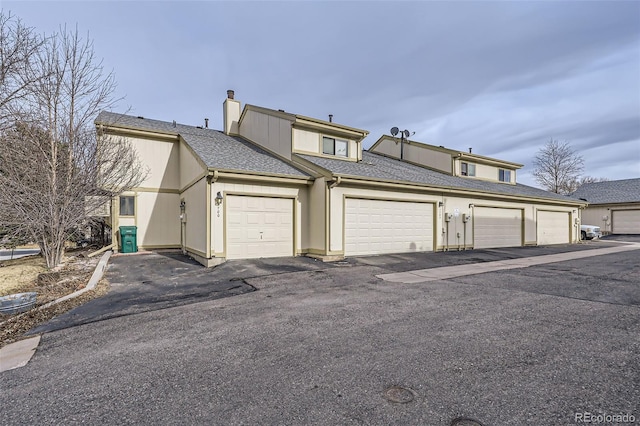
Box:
[612,210,640,234]
[345,198,434,256]
[537,211,570,245]
[226,195,294,259]
[474,207,522,249]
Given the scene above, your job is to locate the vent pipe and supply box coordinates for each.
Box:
[469,147,472,153]
[205,118,209,128]
[329,114,333,123]
[227,90,234,100]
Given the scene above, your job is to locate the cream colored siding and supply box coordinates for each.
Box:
[473,207,522,248]
[344,198,434,256]
[308,177,327,253]
[182,178,207,255]
[537,210,570,245]
[475,164,502,181]
[612,210,640,234]
[179,142,206,189]
[130,136,180,189]
[292,128,318,154]
[211,182,307,258]
[226,195,294,259]
[372,137,452,174]
[240,109,293,159]
[581,205,639,235]
[132,192,180,247]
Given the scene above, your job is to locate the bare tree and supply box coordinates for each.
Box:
[0,12,46,128]
[533,139,584,194]
[565,176,609,195]
[0,19,146,268]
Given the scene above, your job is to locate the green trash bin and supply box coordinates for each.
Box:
[119,226,138,253]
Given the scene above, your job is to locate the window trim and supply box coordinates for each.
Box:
[322,136,348,158]
[119,195,135,217]
[499,169,511,183]
[461,162,476,177]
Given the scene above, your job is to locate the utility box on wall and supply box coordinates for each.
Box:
[119,226,138,253]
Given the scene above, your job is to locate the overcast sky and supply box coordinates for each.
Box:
[5,1,640,187]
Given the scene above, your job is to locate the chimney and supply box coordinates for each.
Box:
[223,89,240,135]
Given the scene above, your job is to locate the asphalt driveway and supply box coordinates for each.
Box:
[31,250,334,334]
[3,239,639,425]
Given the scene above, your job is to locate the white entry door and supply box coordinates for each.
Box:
[537,211,570,245]
[226,195,294,259]
[473,207,522,249]
[344,198,434,256]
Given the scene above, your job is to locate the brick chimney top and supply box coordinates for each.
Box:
[227,90,235,100]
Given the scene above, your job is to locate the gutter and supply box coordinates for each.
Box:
[335,176,587,207]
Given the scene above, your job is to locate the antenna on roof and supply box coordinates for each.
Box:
[390,127,413,160]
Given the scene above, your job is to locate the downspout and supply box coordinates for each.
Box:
[329,176,341,189]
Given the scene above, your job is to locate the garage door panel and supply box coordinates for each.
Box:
[537,211,570,245]
[474,207,522,249]
[345,198,433,256]
[612,210,640,234]
[226,195,294,259]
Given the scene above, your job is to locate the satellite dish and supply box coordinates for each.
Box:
[390,127,399,136]
[403,129,410,138]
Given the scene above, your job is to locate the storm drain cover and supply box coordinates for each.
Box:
[384,386,415,403]
[451,417,484,426]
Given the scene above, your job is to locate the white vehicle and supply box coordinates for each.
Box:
[581,224,601,240]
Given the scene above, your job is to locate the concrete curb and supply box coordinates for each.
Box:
[0,251,112,373]
[377,243,640,284]
[39,250,112,309]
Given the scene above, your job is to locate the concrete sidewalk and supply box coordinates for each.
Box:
[377,242,640,284]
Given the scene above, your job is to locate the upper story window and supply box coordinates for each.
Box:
[322,136,348,157]
[119,195,135,216]
[461,162,476,176]
[499,169,511,182]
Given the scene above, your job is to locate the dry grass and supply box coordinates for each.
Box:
[0,255,47,294]
[0,251,109,348]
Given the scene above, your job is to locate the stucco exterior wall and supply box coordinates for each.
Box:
[240,109,293,160]
[182,177,208,257]
[210,181,308,258]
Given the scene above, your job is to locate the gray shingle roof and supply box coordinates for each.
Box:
[95,111,310,178]
[297,151,581,203]
[570,178,640,204]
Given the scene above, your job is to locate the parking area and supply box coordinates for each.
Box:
[3,239,639,425]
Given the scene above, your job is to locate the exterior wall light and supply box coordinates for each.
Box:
[215,192,223,206]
